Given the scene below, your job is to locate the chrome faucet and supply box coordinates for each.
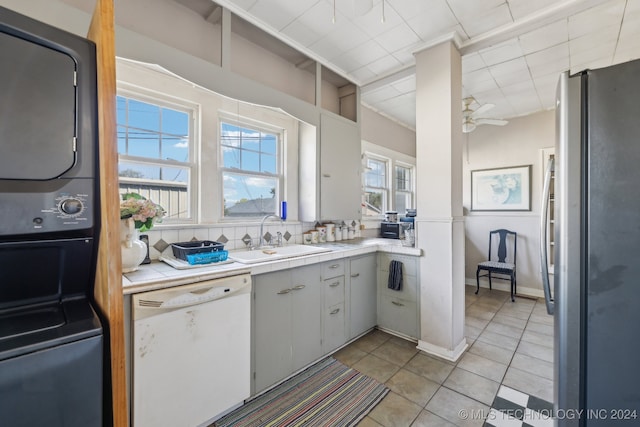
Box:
[258,214,283,248]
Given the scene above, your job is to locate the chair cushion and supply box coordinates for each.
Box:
[478,261,515,270]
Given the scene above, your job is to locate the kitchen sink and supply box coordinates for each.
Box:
[229,244,332,264]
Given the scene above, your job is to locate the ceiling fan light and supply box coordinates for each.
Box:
[462,119,476,133]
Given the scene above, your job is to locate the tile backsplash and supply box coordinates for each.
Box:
[141,220,361,261]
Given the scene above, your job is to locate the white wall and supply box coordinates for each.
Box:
[361,106,416,157]
[464,110,555,296]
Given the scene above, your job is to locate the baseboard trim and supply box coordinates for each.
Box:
[465,279,545,299]
[417,338,467,362]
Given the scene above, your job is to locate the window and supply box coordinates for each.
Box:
[116,94,195,222]
[220,120,282,218]
[363,157,388,216]
[395,164,414,213]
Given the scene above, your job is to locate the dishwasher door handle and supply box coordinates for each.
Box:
[160,286,232,308]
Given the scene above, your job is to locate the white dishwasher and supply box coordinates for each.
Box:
[132,273,251,427]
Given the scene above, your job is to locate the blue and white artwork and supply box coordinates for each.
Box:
[472,166,531,211]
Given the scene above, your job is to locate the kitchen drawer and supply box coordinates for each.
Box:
[323,276,344,307]
[378,254,418,277]
[322,303,346,353]
[377,295,418,339]
[378,272,418,302]
[322,260,345,279]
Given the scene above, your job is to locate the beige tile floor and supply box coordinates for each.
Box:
[334,286,554,427]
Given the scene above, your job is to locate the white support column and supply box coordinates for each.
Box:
[414,41,467,362]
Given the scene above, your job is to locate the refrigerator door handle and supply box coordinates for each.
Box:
[540,157,555,315]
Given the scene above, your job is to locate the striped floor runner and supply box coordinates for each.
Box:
[214,358,388,427]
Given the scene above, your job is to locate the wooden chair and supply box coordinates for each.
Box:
[476,229,518,302]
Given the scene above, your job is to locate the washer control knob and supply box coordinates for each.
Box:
[60,198,83,215]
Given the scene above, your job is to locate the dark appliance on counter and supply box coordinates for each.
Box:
[380,222,401,239]
[399,208,416,228]
[0,6,103,427]
[541,59,640,426]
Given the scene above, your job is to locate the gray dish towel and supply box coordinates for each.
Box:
[388,260,403,291]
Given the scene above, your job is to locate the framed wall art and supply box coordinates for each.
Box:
[471,165,531,211]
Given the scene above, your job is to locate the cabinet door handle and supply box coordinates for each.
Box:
[329,281,340,287]
[291,285,305,291]
[350,273,360,278]
[391,301,404,307]
[330,308,340,315]
[322,173,331,178]
[277,289,291,295]
[329,264,340,269]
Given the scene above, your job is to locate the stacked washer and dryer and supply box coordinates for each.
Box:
[0,7,103,426]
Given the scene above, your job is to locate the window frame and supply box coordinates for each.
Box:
[394,162,415,214]
[218,114,284,221]
[116,88,199,225]
[362,154,390,218]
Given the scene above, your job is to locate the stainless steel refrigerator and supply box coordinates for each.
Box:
[541,59,640,426]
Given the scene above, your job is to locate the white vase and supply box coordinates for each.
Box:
[120,218,147,273]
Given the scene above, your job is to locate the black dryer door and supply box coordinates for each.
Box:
[0,31,76,180]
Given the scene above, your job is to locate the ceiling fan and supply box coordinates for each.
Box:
[462,96,508,133]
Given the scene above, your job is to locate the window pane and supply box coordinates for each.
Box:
[396,192,410,214]
[162,107,189,136]
[221,123,241,148]
[262,134,277,154]
[261,153,277,174]
[162,134,189,162]
[241,129,260,151]
[119,161,160,180]
[365,158,386,189]
[223,147,241,169]
[364,189,385,215]
[117,95,194,223]
[396,165,411,191]
[242,150,260,172]
[128,129,161,158]
[128,99,160,131]
[223,172,278,217]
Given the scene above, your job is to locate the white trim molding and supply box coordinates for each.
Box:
[417,338,468,363]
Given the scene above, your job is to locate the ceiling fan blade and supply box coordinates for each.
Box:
[476,118,508,126]
[470,103,495,117]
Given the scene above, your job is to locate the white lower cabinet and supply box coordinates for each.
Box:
[253,252,420,394]
[377,254,420,340]
[349,254,377,339]
[321,260,346,354]
[253,264,322,393]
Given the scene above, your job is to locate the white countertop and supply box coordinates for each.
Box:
[122,238,421,295]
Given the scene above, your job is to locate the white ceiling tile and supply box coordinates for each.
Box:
[361,85,402,104]
[464,78,499,94]
[501,79,537,96]
[343,39,388,66]
[570,46,615,68]
[464,68,495,84]
[308,25,371,61]
[248,0,319,31]
[280,19,323,47]
[533,73,560,90]
[293,0,346,39]
[525,42,570,76]
[447,0,505,19]
[229,0,258,11]
[507,0,560,21]
[568,0,626,39]
[365,54,403,75]
[353,1,404,37]
[458,3,513,38]
[479,38,524,66]
[375,24,421,53]
[349,66,377,82]
[391,76,416,94]
[392,49,416,65]
[402,1,458,41]
[518,19,568,55]
[462,53,487,74]
[308,36,347,60]
[569,24,619,55]
[489,57,529,87]
[331,51,370,73]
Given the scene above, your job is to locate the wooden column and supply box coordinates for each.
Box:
[87,0,128,425]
